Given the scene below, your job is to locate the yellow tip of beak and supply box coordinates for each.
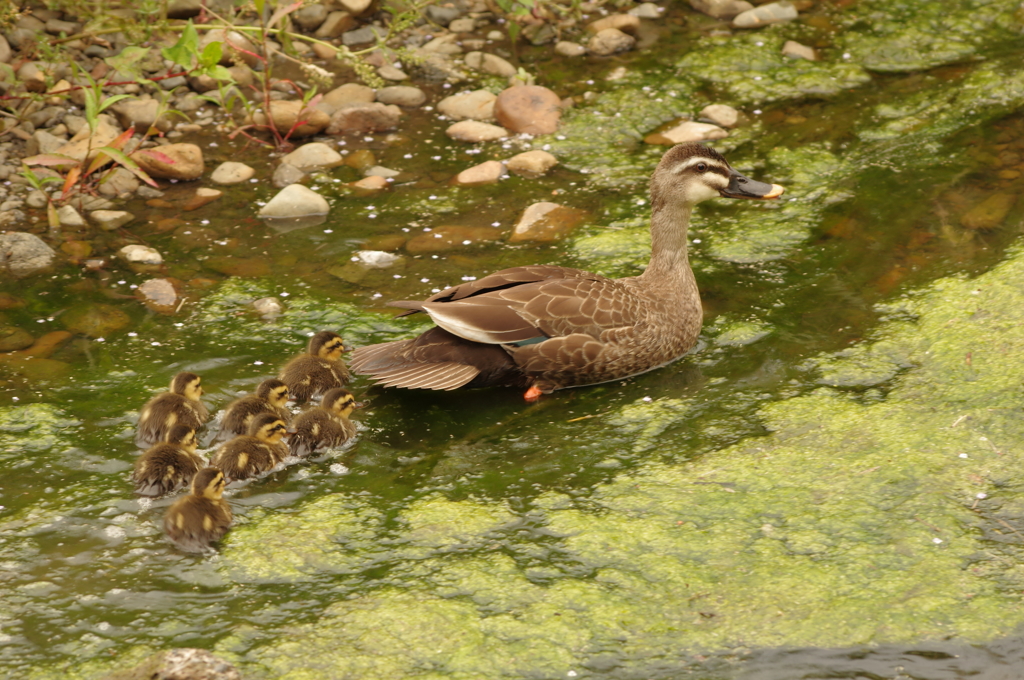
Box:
[763,184,785,199]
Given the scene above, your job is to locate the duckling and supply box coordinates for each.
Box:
[218,378,291,440]
[132,425,205,497]
[289,388,358,457]
[163,467,232,553]
[278,330,350,403]
[210,412,290,481]
[136,372,208,447]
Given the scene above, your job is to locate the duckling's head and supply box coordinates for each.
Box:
[248,412,288,443]
[171,372,204,400]
[309,331,345,360]
[192,467,226,499]
[322,388,357,418]
[256,378,290,407]
[652,143,784,208]
[167,424,198,453]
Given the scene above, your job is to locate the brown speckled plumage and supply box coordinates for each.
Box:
[163,467,232,553]
[136,372,208,447]
[132,425,204,497]
[218,378,291,439]
[350,144,784,396]
[278,331,350,403]
[289,388,357,457]
[210,413,289,481]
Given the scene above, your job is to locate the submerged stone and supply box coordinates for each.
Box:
[62,303,131,338]
[509,202,588,243]
[960,194,1017,231]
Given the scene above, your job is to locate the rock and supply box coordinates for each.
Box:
[9,330,71,358]
[509,202,587,243]
[555,41,587,57]
[101,648,241,680]
[523,22,557,45]
[294,3,328,30]
[378,65,408,81]
[364,166,401,178]
[315,11,357,38]
[426,4,463,25]
[422,34,462,56]
[355,250,401,268]
[493,86,562,135]
[452,160,505,186]
[62,303,130,337]
[405,225,503,253]
[60,240,92,263]
[259,185,330,218]
[26,130,64,156]
[586,14,640,34]
[131,143,204,181]
[252,100,330,137]
[437,90,496,121]
[338,0,372,15]
[689,0,753,18]
[464,52,517,78]
[200,29,260,66]
[0,232,55,277]
[446,120,510,142]
[342,25,386,46]
[56,205,85,227]
[0,326,34,352]
[4,28,35,51]
[782,40,817,61]
[183,188,223,211]
[507,150,558,178]
[376,86,426,107]
[449,17,476,32]
[0,293,23,309]
[322,83,376,113]
[211,161,255,185]
[136,278,183,314]
[273,163,307,188]
[587,28,636,56]
[119,245,163,265]
[960,194,1017,230]
[0,35,10,63]
[629,3,664,18]
[55,115,120,163]
[253,297,283,319]
[350,176,389,192]
[644,121,728,145]
[91,210,135,230]
[97,167,141,199]
[326,103,402,134]
[111,98,174,132]
[733,1,798,27]
[699,104,740,128]
[406,51,466,84]
[26,191,48,209]
[281,142,344,171]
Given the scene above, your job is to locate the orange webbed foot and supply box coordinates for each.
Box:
[524,385,544,402]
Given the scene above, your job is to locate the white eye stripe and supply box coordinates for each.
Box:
[673,157,728,174]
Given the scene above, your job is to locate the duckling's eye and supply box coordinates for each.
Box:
[695,163,708,172]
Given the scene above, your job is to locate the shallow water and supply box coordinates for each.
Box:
[5,0,1024,677]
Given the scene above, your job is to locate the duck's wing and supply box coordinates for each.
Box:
[390,265,593,317]
[397,276,643,346]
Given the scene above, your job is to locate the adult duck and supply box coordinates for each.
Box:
[350,143,784,400]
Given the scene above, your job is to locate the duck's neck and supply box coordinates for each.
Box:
[639,200,694,284]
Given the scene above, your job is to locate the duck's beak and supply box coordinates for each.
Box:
[720,168,785,200]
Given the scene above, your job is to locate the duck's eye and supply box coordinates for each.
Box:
[695,163,708,172]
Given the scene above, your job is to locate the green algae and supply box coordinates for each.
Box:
[711,319,774,347]
[678,31,871,104]
[608,397,692,453]
[0,404,79,462]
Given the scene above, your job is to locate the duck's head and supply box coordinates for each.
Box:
[256,378,290,408]
[167,424,199,453]
[171,372,204,400]
[309,331,345,361]
[653,143,784,207]
[193,466,227,499]
[322,388,357,418]
[249,412,288,443]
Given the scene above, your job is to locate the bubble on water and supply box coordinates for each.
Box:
[330,463,349,475]
[104,525,126,539]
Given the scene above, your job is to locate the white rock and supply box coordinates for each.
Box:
[733,1,798,28]
[118,245,162,265]
[376,86,427,107]
[57,205,85,227]
[689,0,753,19]
[629,3,663,18]
[437,89,497,121]
[252,297,283,319]
[507,150,559,178]
[355,250,401,268]
[0,232,55,277]
[699,104,740,128]
[587,28,636,57]
[210,161,255,185]
[782,40,817,61]
[364,166,401,178]
[446,120,509,142]
[554,41,587,57]
[91,210,135,230]
[280,142,344,171]
[656,121,728,144]
[258,185,330,218]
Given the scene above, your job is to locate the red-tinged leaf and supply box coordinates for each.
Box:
[62,166,82,200]
[133,148,176,165]
[96,147,159,188]
[23,154,80,168]
[47,201,59,229]
[107,126,136,152]
[306,93,323,109]
[268,1,303,29]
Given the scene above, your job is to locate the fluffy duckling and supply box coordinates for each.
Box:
[218,378,291,440]
[278,330,350,403]
[163,467,232,553]
[289,388,358,457]
[210,412,289,481]
[136,372,208,447]
[132,425,205,497]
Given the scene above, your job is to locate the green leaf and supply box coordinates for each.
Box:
[93,147,159,188]
[254,0,266,19]
[22,154,80,168]
[96,93,134,115]
[207,65,234,81]
[106,46,150,81]
[163,21,199,68]
[198,40,223,69]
